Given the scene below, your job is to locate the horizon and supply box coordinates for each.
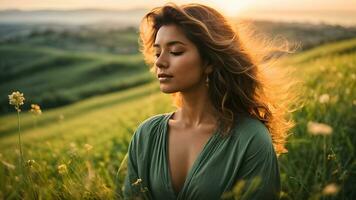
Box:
[0,1,355,26]
[1,7,356,12]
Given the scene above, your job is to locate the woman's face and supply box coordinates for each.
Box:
[153,24,211,93]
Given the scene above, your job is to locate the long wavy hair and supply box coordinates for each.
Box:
[139,3,300,156]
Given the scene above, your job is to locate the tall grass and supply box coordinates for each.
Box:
[277,38,356,199]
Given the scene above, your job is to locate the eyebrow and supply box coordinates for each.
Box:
[153,41,186,48]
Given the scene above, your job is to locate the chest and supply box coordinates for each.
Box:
[167,123,216,194]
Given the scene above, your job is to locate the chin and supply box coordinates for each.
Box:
[159,86,178,94]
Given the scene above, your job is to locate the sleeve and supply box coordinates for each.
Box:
[118,118,156,200]
[122,128,141,200]
[233,124,281,200]
[115,114,163,200]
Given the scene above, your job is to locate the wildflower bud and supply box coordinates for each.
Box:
[58,164,68,175]
[29,104,42,115]
[307,121,333,136]
[319,94,330,104]
[327,154,336,160]
[132,178,142,186]
[26,159,35,167]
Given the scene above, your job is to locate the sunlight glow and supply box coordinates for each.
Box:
[210,0,255,16]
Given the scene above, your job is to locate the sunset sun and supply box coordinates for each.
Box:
[210,0,254,16]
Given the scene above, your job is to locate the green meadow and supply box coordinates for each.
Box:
[0,35,355,200]
[0,45,153,114]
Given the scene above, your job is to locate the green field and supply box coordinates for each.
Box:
[0,45,153,114]
[0,38,355,199]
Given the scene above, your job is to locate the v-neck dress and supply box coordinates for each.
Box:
[122,111,280,200]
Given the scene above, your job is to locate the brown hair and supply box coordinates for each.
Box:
[139,2,300,156]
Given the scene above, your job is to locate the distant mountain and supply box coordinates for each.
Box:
[2,8,356,27]
[0,8,149,27]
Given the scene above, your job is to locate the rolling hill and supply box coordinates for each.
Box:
[0,45,153,115]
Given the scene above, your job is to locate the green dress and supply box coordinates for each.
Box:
[122,111,280,200]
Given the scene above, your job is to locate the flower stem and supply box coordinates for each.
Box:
[17,110,24,169]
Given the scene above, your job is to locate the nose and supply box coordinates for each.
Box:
[155,53,168,69]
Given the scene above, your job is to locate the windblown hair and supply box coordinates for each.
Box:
[139,3,300,156]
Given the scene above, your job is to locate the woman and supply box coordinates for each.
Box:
[120,2,296,200]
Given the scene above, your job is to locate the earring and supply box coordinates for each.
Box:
[205,75,209,87]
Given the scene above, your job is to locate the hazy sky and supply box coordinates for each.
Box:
[0,0,355,15]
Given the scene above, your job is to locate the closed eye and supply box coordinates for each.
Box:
[171,52,183,56]
[155,52,183,58]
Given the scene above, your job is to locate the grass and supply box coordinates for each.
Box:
[0,38,355,199]
[0,80,173,199]
[277,38,356,199]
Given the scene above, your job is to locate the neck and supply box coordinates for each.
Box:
[175,84,218,128]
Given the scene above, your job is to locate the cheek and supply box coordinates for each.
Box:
[173,53,203,78]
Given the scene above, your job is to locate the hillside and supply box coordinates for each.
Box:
[0,45,153,114]
[0,38,355,199]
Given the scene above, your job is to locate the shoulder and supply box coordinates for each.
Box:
[232,115,275,154]
[130,112,169,145]
[234,115,271,138]
[135,112,169,133]
[230,116,280,200]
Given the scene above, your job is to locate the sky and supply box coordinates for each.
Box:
[1,0,356,16]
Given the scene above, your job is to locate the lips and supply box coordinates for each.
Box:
[157,73,173,78]
[157,73,173,82]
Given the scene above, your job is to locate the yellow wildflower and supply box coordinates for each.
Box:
[322,183,339,196]
[84,144,93,152]
[327,154,336,161]
[29,104,42,115]
[58,164,68,175]
[8,91,25,112]
[307,121,333,136]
